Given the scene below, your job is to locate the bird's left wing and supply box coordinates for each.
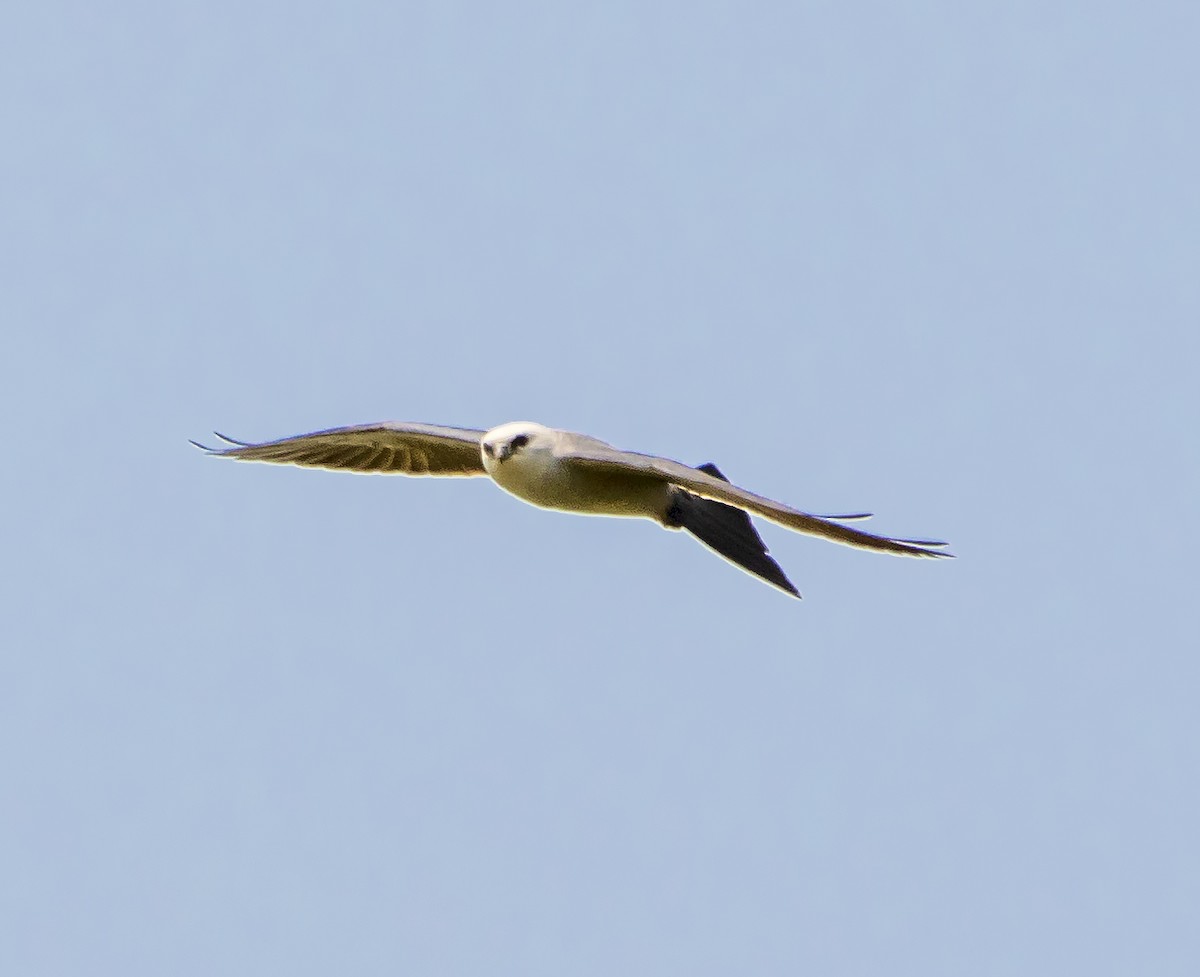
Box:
[190,422,488,476]
[562,443,952,558]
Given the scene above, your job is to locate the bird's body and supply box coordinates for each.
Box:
[482,423,670,518]
[192,419,951,598]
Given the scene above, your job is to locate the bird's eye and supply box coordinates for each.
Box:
[511,434,529,449]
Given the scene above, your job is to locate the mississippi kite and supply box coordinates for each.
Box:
[191,420,951,598]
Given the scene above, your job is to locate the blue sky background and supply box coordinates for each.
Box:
[3,2,1198,974]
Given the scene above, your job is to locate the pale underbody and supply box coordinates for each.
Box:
[482,425,672,522]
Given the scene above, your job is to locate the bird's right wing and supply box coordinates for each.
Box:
[190,422,488,476]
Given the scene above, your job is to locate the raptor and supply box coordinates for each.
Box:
[192,420,951,598]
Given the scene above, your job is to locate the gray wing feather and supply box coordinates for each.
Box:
[190,422,488,476]
[566,446,952,558]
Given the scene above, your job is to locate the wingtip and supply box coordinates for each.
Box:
[191,431,253,455]
[884,535,954,559]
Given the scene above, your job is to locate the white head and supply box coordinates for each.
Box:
[480,421,553,472]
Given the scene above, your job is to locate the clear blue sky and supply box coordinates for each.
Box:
[4,2,1198,974]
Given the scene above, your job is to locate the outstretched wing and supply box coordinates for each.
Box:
[190,422,488,476]
[564,445,952,558]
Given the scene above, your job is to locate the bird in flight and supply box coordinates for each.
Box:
[191,420,951,598]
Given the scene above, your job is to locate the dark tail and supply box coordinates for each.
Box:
[664,463,801,598]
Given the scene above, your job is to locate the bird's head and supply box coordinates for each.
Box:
[481,421,551,469]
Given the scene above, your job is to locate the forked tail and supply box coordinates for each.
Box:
[663,463,800,598]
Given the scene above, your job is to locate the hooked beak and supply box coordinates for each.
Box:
[483,442,511,463]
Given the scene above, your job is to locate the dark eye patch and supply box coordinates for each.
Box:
[511,434,529,449]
